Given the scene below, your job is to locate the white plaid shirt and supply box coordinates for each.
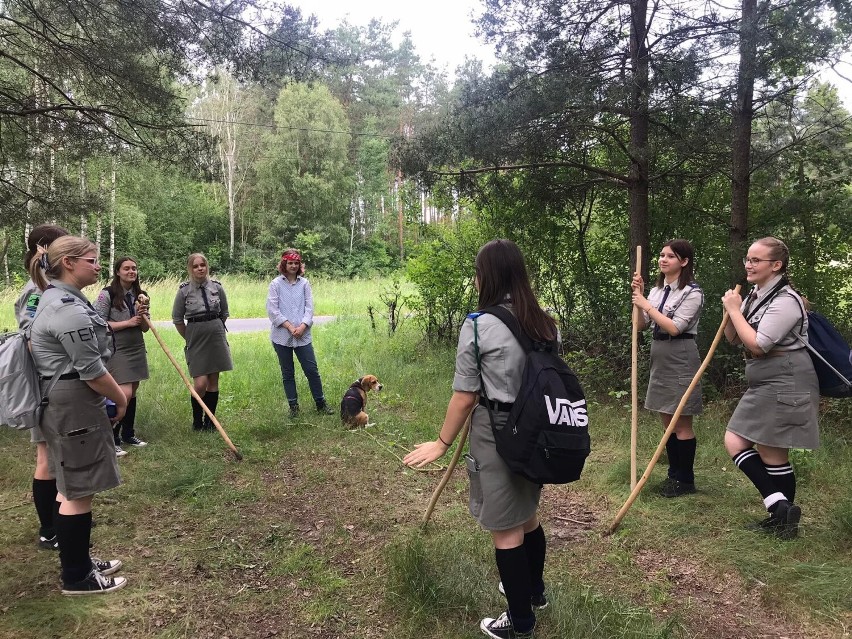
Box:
[267,275,314,347]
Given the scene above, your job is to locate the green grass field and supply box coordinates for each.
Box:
[0,278,850,638]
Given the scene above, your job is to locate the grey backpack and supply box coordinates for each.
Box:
[0,331,64,430]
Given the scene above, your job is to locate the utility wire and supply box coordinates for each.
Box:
[184,115,396,138]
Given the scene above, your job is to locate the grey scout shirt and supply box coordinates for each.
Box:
[267,275,314,348]
[642,280,704,335]
[30,281,112,380]
[453,305,529,404]
[172,279,229,324]
[741,274,808,353]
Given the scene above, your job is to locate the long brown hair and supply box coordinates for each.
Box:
[475,239,557,343]
[28,236,96,290]
[24,224,69,268]
[106,256,144,310]
[654,239,696,289]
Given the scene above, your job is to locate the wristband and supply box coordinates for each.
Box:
[438,434,451,447]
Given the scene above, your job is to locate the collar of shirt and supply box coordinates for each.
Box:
[662,278,682,293]
[50,279,89,304]
[753,274,784,300]
[190,278,210,290]
[281,275,302,286]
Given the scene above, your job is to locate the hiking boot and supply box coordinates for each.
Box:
[92,558,122,576]
[774,500,801,540]
[61,569,127,596]
[498,581,548,609]
[316,403,335,415]
[480,611,534,639]
[659,479,696,498]
[123,436,147,447]
[38,535,58,550]
[288,404,300,419]
[114,445,127,458]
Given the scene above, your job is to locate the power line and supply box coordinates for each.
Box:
[184,115,395,139]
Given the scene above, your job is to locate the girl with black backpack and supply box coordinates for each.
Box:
[404,239,555,639]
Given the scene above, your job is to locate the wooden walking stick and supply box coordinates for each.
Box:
[630,245,642,489]
[137,296,242,461]
[421,411,472,528]
[607,285,741,534]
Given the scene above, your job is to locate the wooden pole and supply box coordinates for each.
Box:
[630,245,642,489]
[421,411,472,528]
[142,315,242,461]
[607,285,740,534]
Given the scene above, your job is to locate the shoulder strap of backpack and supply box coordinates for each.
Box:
[479,305,544,353]
[745,277,788,322]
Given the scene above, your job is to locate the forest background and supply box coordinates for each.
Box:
[1,0,852,395]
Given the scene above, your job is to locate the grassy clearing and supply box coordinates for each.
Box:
[1,291,851,638]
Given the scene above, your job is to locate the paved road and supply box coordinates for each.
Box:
[153,316,335,334]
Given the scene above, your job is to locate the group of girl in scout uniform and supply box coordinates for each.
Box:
[631,235,817,543]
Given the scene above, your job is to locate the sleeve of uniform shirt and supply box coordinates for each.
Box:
[452,317,481,393]
[755,293,804,353]
[266,278,284,327]
[303,279,314,327]
[172,288,186,323]
[670,287,703,333]
[218,283,229,321]
[49,303,108,380]
[93,289,111,322]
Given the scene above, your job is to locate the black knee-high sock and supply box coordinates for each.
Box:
[203,391,219,428]
[665,434,680,479]
[494,546,535,632]
[765,462,796,503]
[55,511,92,584]
[191,396,204,429]
[677,437,697,484]
[32,478,57,538]
[523,525,546,597]
[733,448,785,510]
[121,397,137,440]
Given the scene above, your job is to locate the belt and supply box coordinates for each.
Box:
[744,349,790,360]
[653,333,695,341]
[187,314,221,323]
[479,396,513,412]
[41,372,80,381]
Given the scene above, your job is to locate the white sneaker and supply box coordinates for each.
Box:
[114,445,127,457]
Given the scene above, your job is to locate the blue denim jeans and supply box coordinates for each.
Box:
[272,341,326,407]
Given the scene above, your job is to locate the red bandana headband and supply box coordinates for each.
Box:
[282,251,301,263]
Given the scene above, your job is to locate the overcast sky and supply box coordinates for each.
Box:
[289,0,496,74]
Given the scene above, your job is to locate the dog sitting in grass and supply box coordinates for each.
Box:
[340,375,383,428]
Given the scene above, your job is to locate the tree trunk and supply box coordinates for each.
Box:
[730,0,757,286]
[628,0,651,281]
[79,162,88,237]
[109,157,117,269]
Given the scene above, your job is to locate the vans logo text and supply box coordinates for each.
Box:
[544,396,588,427]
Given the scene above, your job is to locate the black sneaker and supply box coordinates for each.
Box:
[774,500,802,540]
[288,404,300,418]
[316,403,335,415]
[38,535,58,550]
[123,436,147,447]
[498,581,548,609]
[61,569,127,596]
[659,479,696,498]
[480,612,534,639]
[92,558,122,576]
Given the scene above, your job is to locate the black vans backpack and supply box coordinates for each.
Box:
[473,306,590,484]
[794,311,852,398]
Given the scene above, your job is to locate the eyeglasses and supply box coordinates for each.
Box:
[742,257,777,266]
[75,257,99,265]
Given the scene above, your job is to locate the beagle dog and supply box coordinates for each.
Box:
[340,375,383,428]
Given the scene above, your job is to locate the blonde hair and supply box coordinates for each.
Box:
[28,236,97,290]
[753,236,789,272]
[186,253,209,278]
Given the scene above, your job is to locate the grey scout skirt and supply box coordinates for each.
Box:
[107,327,149,385]
[40,379,121,500]
[185,318,233,377]
[467,405,542,531]
[727,348,819,449]
[645,338,703,415]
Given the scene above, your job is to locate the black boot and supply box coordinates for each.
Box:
[202,391,219,430]
[191,396,204,430]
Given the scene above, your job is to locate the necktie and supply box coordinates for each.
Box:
[653,285,671,338]
[125,291,135,316]
[743,290,758,318]
[200,285,211,313]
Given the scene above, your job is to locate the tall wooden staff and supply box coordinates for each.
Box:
[421,410,473,527]
[137,295,242,461]
[608,285,740,534]
[630,245,642,489]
